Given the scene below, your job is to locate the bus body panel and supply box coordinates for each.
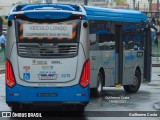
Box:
[90,51,102,88]
[123,50,144,85]
[6,4,90,107]
[87,6,150,90]
[17,56,78,83]
[123,50,136,85]
[101,51,116,86]
[6,21,16,59]
[85,6,148,22]
[8,40,87,87]
[6,84,89,103]
[90,50,116,87]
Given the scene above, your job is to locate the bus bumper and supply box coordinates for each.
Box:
[6,84,89,105]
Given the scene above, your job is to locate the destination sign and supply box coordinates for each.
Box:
[23,24,72,38]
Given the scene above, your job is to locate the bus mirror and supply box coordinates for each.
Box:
[89,34,97,45]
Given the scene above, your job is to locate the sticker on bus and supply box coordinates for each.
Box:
[23,66,30,71]
[23,24,72,38]
[32,60,48,65]
[38,74,58,80]
[23,73,30,80]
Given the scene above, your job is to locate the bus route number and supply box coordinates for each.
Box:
[62,74,70,78]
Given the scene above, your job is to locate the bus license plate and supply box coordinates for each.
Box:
[38,74,58,80]
[37,93,57,97]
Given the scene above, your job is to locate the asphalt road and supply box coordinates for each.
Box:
[0,67,160,120]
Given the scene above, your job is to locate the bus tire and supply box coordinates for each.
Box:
[75,105,85,113]
[123,70,141,93]
[90,88,96,97]
[96,72,104,96]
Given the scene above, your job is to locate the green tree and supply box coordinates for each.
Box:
[115,0,127,5]
[16,1,24,4]
[15,0,42,4]
[31,0,42,4]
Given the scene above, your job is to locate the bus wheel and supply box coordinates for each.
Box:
[96,72,104,96]
[75,105,85,113]
[123,71,141,93]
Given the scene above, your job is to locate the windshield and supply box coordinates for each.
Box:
[15,17,81,43]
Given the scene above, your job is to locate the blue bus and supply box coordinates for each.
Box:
[6,4,89,112]
[6,3,151,111]
[85,6,151,95]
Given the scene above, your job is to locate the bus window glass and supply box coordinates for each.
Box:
[15,18,81,43]
[123,24,143,50]
[98,21,115,50]
[89,21,115,50]
[89,21,98,50]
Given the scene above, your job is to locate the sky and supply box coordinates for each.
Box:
[0,0,22,6]
[0,0,22,15]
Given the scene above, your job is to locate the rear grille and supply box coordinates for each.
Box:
[18,43,78,58]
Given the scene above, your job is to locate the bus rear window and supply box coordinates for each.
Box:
[15,18,81,43]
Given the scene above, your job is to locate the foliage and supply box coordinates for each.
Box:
[32,0,42,4]
[15,0,42,4]
[115,0,127,5]
[1,16,7,26]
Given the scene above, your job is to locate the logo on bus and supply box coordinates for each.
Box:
[42,66,53,70]
[32,60,47,65]
[23,73,30,80]
[23,66,30,71]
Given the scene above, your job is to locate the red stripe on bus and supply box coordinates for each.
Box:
[57,38,63,40]
[38,37,43,40]
[68,31,76,40]
[20,34,24,40]
[48,37,53,40]
[72,23,77,28]
[28,37,33,40]
[20,25,23,31]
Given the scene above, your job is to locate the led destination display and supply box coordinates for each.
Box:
[23,24,73,38]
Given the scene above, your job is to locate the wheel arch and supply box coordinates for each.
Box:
[135,66,141,82]
[99,67,105,86]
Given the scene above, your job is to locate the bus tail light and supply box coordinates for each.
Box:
[80,60,90,88]
[6,60,16,88]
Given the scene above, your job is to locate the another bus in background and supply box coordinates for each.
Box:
[86,6,151,95]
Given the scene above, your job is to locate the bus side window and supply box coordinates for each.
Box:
[89,20,99,50]
[98,21,115,50]
[123,24,143,50]
[99,34,115,50]
[89,34,99,50]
